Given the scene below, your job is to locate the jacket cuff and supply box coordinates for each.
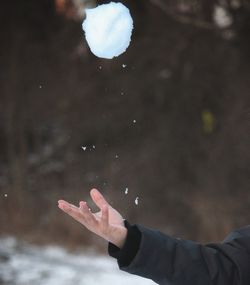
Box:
[108,220,142,267]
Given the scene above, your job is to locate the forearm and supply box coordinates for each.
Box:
[109,223,240,285]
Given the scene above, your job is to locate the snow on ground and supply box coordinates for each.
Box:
[0,237,155,285]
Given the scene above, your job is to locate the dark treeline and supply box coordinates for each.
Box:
[0,0,250,248]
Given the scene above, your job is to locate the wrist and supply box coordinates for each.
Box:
[110,226,128,248]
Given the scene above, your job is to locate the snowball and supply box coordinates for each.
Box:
[82,2,133,59]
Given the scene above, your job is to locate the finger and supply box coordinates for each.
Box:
[90,188,109,210]
[58,200,71,210]
[94,212,102,220]
[58,200,78,210]
[101,205,109,228]
[58,201,83,222]
[79,201,98,226]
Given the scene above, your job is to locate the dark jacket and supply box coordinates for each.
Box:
[108,221,250,285]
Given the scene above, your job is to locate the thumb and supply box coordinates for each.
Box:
[90,188,110,210]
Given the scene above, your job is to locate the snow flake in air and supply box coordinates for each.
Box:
[213,5,233,28]
[135,197,139,205]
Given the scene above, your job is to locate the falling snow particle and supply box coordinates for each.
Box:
[115,154,119,159]
[213,5,233,28]
[121,92,124,95]
[92,145,96,149]
[99,66,102,70]
[125,188,129,195]
[82,146,87,151]
[122,64,127,68]
[39,85,42,89]
[135,197,139,205]
[4,194,8,198]
[133,119,137,123]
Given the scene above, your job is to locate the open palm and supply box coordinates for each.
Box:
[58,189,127,248]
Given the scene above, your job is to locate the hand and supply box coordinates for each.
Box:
[58,188,128,248]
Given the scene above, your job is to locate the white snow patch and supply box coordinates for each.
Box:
[0,237,155,285]
[82,2,134,59]
[125,187,129,195]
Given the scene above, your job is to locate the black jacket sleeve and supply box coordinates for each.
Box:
[108,222,250,285]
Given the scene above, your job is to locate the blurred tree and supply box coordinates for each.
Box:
[0,0,249,244]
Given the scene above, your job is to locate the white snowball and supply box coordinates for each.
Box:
[82,2,133,59]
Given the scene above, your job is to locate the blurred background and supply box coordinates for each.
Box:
[0,0,250,282]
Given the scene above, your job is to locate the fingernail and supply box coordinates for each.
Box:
[59,204,67,211]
